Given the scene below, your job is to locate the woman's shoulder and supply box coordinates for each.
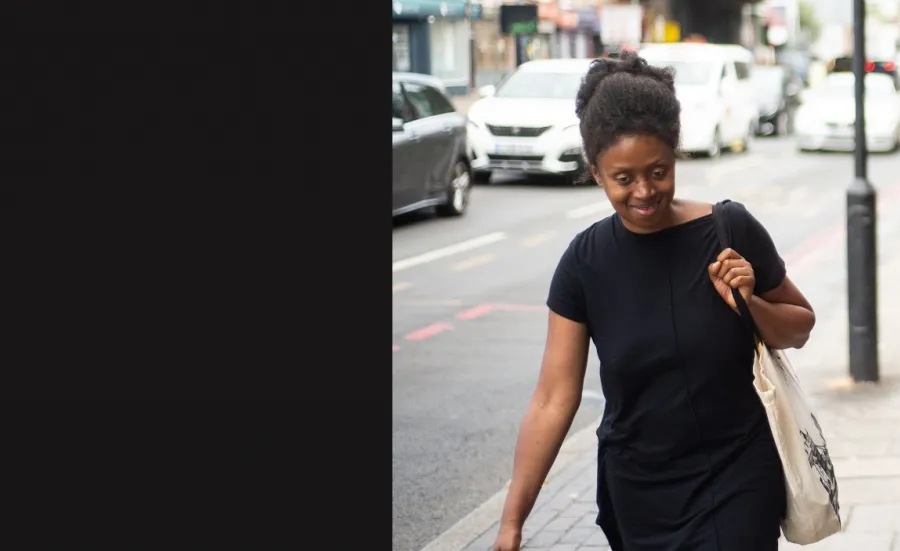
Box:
[565,216,616,265]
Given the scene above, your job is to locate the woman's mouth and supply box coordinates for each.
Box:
[630,201,660,216]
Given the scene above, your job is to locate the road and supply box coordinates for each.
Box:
[392,136,900,551]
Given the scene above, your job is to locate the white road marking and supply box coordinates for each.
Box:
[522,231,557,248]
[392,232,507,273]
[566,201,612,219]
[452,253,496,272]
[392,282,413,293]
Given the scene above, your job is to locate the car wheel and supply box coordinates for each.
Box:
[437,160,471,217]
[775,111,789,136]
[473,170,491,184]
[706,128,721,158]
[741,123,754,152]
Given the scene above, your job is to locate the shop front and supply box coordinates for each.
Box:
[391,0,482,94]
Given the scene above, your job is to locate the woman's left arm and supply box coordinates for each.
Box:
[750,276,816,350]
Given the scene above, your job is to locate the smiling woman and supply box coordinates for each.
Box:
[491,52,817,551]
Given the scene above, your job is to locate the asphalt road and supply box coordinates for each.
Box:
[392,136,900,551]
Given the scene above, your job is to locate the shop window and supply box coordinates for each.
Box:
[429,18,469,86]
[393,24,411,72]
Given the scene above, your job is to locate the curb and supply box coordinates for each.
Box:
[419,415,602,551]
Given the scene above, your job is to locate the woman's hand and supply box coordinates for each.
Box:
[491,524,522,551]
[708,248,755,311]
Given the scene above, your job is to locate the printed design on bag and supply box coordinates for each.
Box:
[800,413,840,517]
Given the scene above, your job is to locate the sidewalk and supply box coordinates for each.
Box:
[422,203,900,550]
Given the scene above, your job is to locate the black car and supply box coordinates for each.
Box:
[392,73,472,218]
[752,65,803,136]
[829,57,899,89]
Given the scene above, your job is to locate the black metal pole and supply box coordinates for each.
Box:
[847,0,879,383]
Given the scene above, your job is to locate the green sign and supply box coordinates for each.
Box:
[509,20,538,34]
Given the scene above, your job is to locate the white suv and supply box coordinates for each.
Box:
[466,59,594,184]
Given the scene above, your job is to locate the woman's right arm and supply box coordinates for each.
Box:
[496,310,591,542]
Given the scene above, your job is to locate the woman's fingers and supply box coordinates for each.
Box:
[723,266,753,285]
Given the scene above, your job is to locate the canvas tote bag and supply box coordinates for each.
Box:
[712,201,841,545]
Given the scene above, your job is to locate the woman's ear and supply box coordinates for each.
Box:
[590,165,603,188]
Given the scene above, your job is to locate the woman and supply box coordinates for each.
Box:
[492,52,816,551]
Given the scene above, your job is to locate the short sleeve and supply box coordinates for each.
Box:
[547,239,588,324]
[729,201,786,294]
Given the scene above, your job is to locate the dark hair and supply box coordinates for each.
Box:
[575,51,681,175]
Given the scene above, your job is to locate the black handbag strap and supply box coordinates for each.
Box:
[711,201,759,340]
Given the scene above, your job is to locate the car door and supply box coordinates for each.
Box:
[718,61,741,143]
[392,80,430,212]
[401,82,448,201]
[418,84,466,198]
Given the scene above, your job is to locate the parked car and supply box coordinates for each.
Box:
[751,64,803,136]
[794,72,900,153]
[392,72,472,217]
[639,42,759,157]
[466,58,594,184]
[829,57,899,90]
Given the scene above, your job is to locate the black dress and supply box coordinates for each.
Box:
[547,201,787,551]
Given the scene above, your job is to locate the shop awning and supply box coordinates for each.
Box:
[391,0,482,20]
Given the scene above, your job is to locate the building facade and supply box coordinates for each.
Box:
[392,0,483,94]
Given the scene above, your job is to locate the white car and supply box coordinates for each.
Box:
[638,43,759,157]
[466,59,594,184]
[794,72,900,153]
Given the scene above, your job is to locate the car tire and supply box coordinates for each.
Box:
[775,111,789,136]
[705,127,721,158]
[741,123,754,152]
[437,160,472,217]
[473,170,491,184]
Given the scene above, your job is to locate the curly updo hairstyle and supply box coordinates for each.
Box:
[575,51,682,178]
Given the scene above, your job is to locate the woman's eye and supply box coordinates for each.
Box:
[652,169,666,179]
[616,176,631,184]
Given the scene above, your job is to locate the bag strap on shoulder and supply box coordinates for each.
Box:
[712,201,760,340]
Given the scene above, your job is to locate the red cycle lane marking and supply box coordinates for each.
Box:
[405,322,454,341]
[393,345,400,352]
[456,304,495,320]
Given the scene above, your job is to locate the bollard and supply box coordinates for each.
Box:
[847,0,879,383]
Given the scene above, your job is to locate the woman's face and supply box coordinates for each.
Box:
[590,133,676,234]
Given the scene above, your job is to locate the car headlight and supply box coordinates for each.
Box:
[563,146,581,156]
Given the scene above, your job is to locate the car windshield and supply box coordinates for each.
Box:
[644,60,714,86]
[494,71,586,100]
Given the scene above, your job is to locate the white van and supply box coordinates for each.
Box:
[637,43,759,157]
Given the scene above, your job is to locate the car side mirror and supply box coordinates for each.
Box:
[478,85,496,98]
[392,117,405,132]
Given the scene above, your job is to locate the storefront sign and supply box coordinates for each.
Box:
[392,0,481,20]
[500,4,539,34]
[599,4,642,45]
[575,8,598,33]
[556,10,579,30]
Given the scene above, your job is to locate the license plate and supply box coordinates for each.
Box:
[494,143,533,155]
